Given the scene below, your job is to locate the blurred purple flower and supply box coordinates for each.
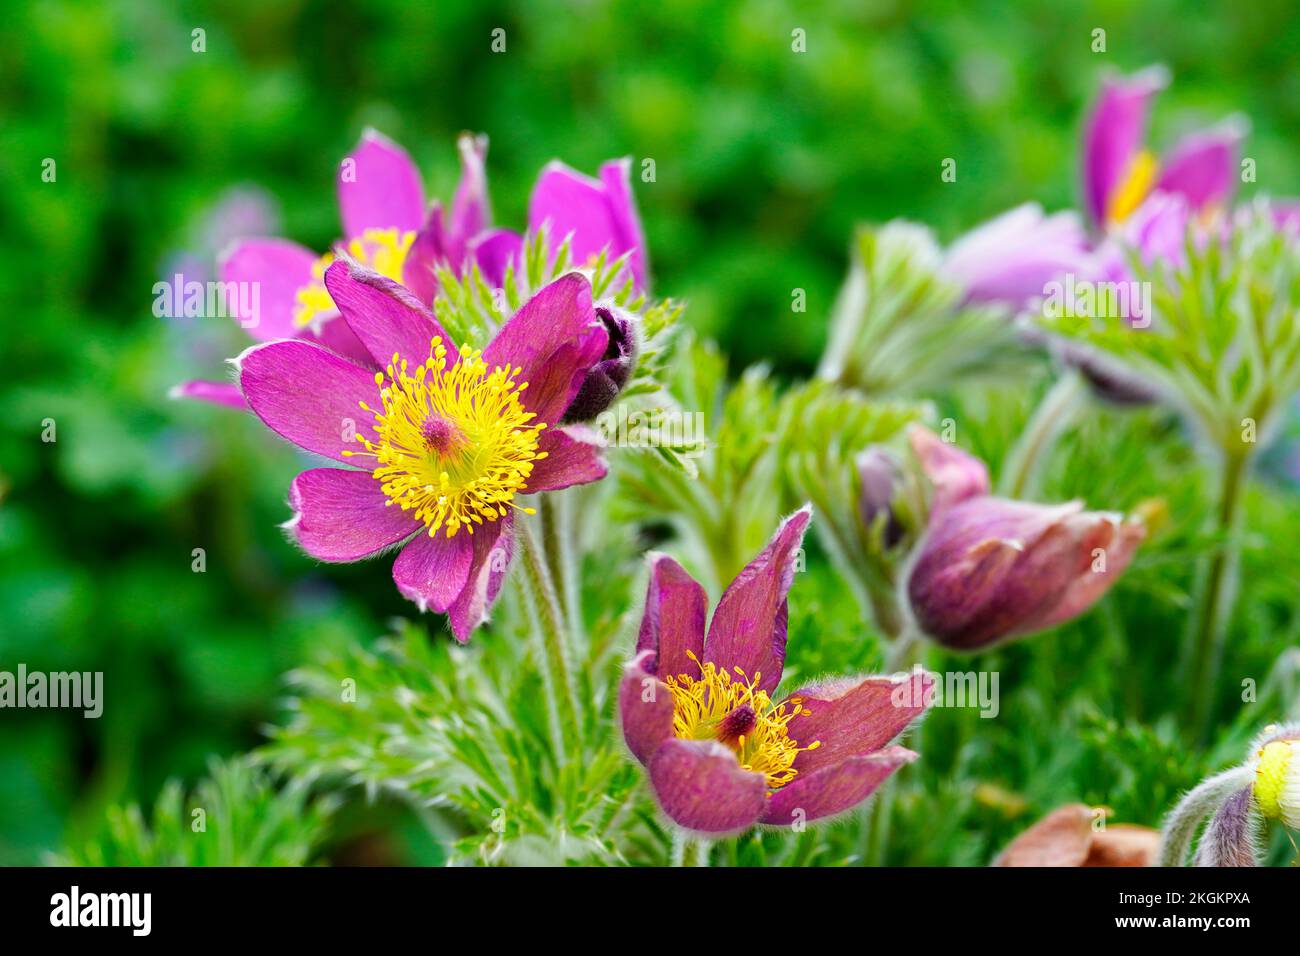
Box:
[1082,66,1243,231]
[856,446,904,547]
[479,157,651,295]
[944,203,1092,312]
[175,131,497,408]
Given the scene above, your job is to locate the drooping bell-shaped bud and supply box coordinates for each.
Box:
[905,425,1145,651]
[855,447,904,548]
[560,306,639,424]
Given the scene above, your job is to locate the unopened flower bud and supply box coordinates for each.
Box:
[905,425,1145,651]
[855,447,903,548]
[1253,731,1300,828]
[561,307,638,424]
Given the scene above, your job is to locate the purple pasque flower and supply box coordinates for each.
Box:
[619,507,930,835]
[1082,65,1243,232]
[944,203,1092,313]
[905,425,1145,652]
[234,260,610,642]
[482,158,650,295]
[176,131,495,409]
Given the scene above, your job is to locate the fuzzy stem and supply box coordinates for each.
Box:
[999,372,1086,500]
[540,493,584,647]
[1184,448,1250,736]
[884,626,924,673]
[515,515,581,758]
[1158,765,1254,867]
[861,778,898,866]
[670,831,691,867]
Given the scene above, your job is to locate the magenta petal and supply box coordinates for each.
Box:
[1081,66,1168,228]
[170,380,247,409]
[287,467,415,562]
[447,516,512,642]
[236,340,381,463]
[297,313,375,367]
[529,159,648,291]
[402,203,447,305]
[323,258,453,368]
[1121,190,1193,270]
[784,672,931,775]
[599,159,649,291]
[636,553,708,682]
[470,228,523,287]
[944,204,1089,310]
[337,129,426,239]
[703,506,811,695]
[526,425,607,492]
[618,650,675,765]
[1155,127,1241,213]
[647,739,767,835]
[448,134,490,254]
[1271,199,1300,236]
[483,273,608,425]
[908,424,991,517]
[392,529,474,614]
[218,238,318,341]
[760,747,916,826]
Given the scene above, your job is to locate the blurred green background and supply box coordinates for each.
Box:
[3,0,1300,864]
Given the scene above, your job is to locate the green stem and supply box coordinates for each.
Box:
[553,490,585,648]
[883,626,923,673]
[515,514,581,758]
[670,831,700,867]
[1184,449,1251,737]
[999,372,1086,500]
[861,778,897,866]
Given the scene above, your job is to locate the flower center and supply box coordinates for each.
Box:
[1255,738,1298,826]
[294,227,417,329]
[664,650,819,790]
[342,337,547,538]
[1106,148,1159,225]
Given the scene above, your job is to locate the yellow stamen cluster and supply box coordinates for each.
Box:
[1106,148,1159,224]
[1255,738,1300,828]
[664,650,820,790]
[342,337,547,538]
[294,227,417,329]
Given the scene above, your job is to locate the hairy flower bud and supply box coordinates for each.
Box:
[1194,788,1259,867]
[1161,723,1300,866]
[561,307,638,424]
[1253,728,1300,828]
[905,425,1144,651]
[855,447,904,547]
